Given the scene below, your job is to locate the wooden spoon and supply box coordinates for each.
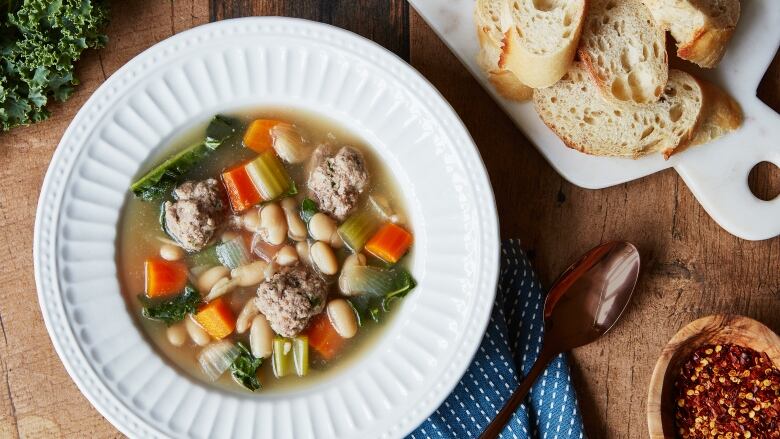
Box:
[647,315,780,438]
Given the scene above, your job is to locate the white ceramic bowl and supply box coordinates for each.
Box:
[33,17,499,439]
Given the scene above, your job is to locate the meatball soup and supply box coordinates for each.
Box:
[118,109,415,392]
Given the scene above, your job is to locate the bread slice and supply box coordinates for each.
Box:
[671,79,742,156]
[641,0,739,68]
[533,64,703,158]
[499,0,587,89]
[475,0,533,101]
[579,0,668,104]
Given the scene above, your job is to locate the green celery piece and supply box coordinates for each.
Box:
[246,151,292,200]
[130,115,238,200]
[215,237,251,269]
[272,337,294,378]
[337,206,383,252]
[293,336,309,377]
[187,245,219,266]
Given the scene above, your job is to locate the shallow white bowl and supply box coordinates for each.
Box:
[33,17,500,439]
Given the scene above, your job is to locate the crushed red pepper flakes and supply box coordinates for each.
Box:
[674,343,780,439]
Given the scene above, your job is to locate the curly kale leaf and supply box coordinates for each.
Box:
[139,286,201,326]
[130,115,239,201]
[230,342,262,391]
[0,0,109,131]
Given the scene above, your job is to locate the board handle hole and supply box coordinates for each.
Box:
[748,161,780,201]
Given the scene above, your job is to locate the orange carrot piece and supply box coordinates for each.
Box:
[145,258,188,298]
[221,162,262,212]
[194,298,236,340]
[365,223,413,264]
[306,313,344,360]
[243,119,288,153]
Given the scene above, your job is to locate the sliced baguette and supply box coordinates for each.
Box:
[499,0,587,89]
[672,79,742,156]
[533,64,703,158]
[641,0,739,68]
[579,0,668,104]
[475,0,533,101]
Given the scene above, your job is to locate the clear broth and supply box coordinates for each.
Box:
[117,108,411,394]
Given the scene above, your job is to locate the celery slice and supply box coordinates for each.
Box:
[215,237,252,269]
[272,337,294,378]
[245,151,292,200]
[293,336,309,377]
[337,205,383,252]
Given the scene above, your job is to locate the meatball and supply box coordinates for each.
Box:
[163,179,226,252]
[255,265,327,337]
[307,146,369,220]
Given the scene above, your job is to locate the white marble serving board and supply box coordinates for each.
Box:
[408,0,780,241]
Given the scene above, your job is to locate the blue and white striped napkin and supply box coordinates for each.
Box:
[409,239,586,439]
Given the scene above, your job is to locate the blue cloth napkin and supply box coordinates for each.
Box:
[409,239,586,439]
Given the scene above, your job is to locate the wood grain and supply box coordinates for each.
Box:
[0,0,778,438]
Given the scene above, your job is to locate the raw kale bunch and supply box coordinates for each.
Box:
[0,0,109,131]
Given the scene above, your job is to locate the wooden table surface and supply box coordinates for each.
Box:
[1,1,779,438]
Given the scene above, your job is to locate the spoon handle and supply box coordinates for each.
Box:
[478,349,555,439]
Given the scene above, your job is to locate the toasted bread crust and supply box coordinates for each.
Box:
[474,0,533,101]
[642,0,740,68]
[677,26,737,68]
[500,0,587,88]
[670,79,743,156]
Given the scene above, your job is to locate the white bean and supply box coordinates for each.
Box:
[242,208,260,232]
[236,300,260,334]
[264,261,279,281]
[281,198,307,241]
[159,244,184,261]
[310,241,338,275]
[259,203,287,245]
[327,299,358,339]
[308,213,337,242]
[275,245,299,266]
[330,230,344,249]
[231,261,267,287]
[166,322,187,347]
[342,253,367,271]
[197,266,230,293]
[296,241,311,265]
[221,230,240,242]
[339,253,367,295]
[204,277,238,302]
[185,317,210,346]
[249,314,274,358]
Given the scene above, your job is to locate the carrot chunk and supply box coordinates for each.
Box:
[194,298,236,340]
[145,258,188,298]
[221,162,262,212]
[243,119,287,153]
[365,223,413,264]
[305,313,344,360]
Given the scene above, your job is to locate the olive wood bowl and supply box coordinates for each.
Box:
[647,314,780,438]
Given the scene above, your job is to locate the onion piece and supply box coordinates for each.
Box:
[271,124,312,164]
[338,265,412,297]
[251,233,283,262]
[198,340,240,381]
